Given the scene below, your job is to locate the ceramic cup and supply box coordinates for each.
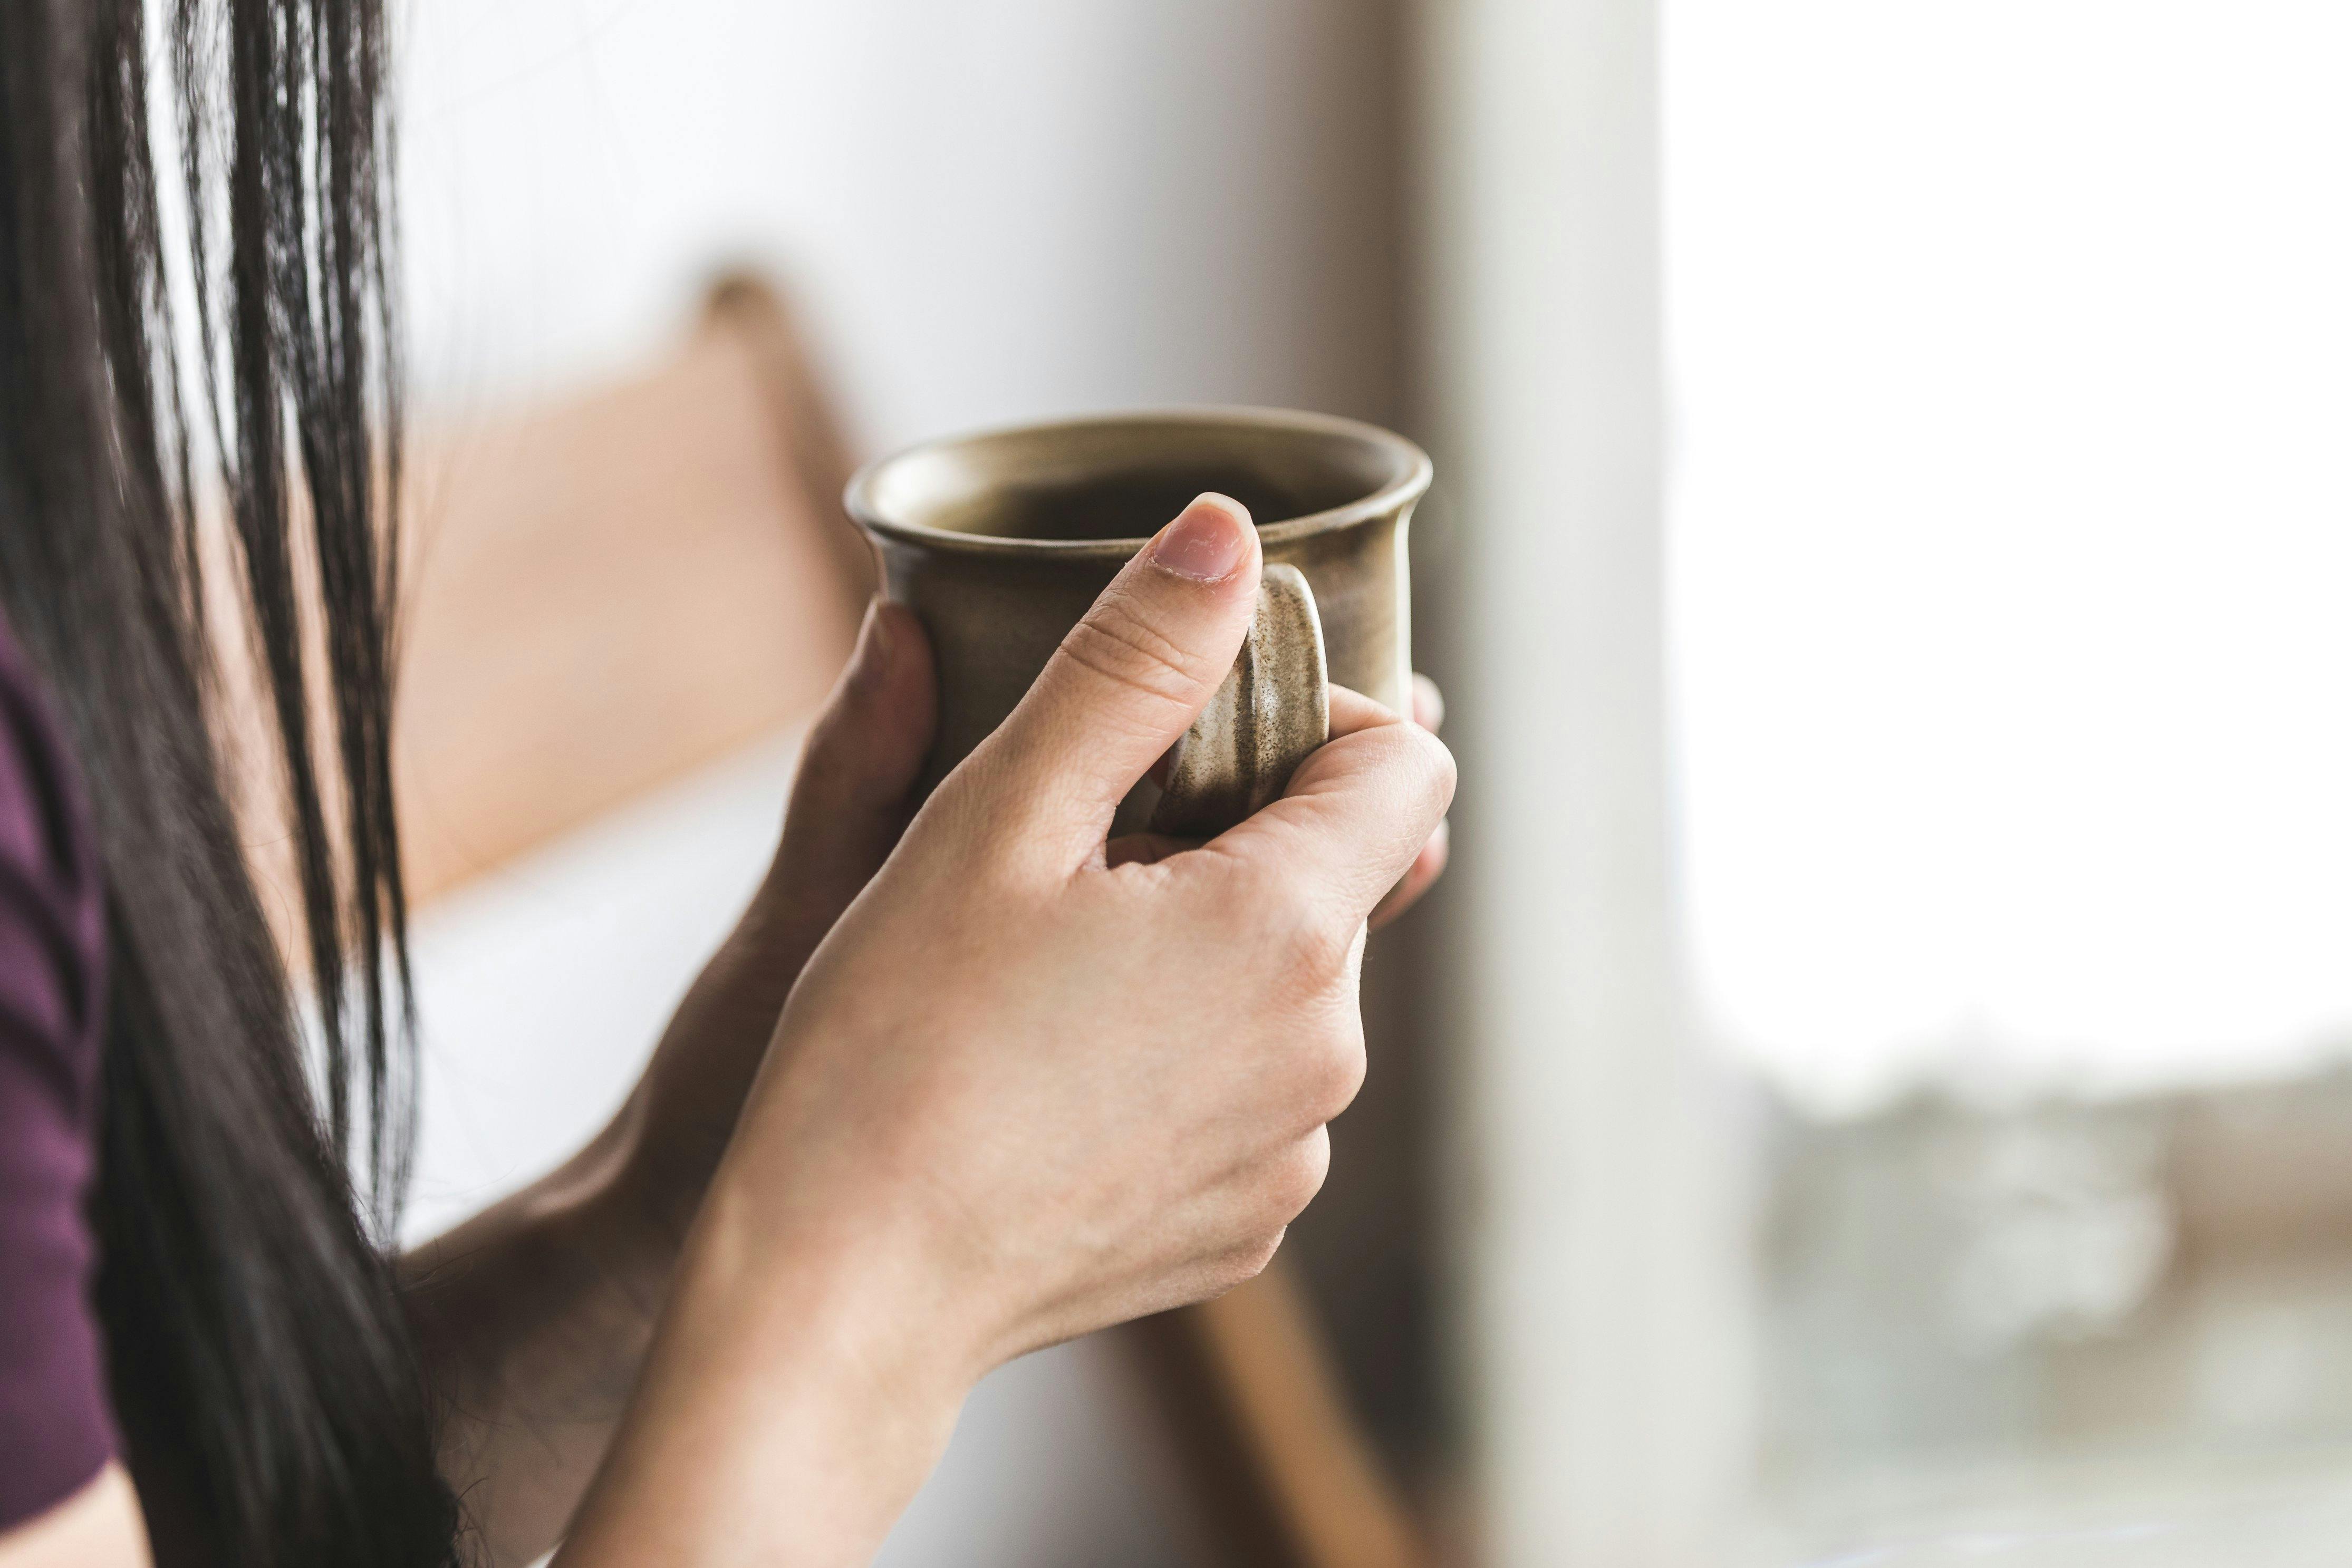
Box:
[846,406,1430,837]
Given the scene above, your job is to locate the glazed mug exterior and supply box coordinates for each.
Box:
[844,406,1430,836]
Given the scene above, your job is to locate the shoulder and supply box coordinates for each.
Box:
[0,609,117,1531]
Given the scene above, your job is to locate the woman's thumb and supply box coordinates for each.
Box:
[951,494,1261,869]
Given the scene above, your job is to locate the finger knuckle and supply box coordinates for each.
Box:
[1226,1229,1287,1289]
[1305,1027,1367,1122]
[1400,722,1459,807]
[1273,1135,1332,1218]
[1056,593,1219,712]
[1245,863,1337,954]
[1224,851,1290,909]
[1193,1230,1288,1301]
[1268,892,1353,984]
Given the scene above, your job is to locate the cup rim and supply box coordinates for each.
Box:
[844,404,1433,558]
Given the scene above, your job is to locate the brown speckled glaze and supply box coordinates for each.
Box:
[1151,564,1328,835]
[846,406,1430,837]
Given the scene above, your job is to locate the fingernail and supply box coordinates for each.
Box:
[848,598,893,695]
[1145,493,1252,582]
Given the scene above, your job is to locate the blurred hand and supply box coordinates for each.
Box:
[611,595,938,1230]
[1375,672,1450,926]
[412,597,943,1568]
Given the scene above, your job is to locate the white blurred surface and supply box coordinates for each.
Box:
[402,730,1194,1566]
[399,730,799,1244]
[1779,1455,2352,1568]
[1666,0,2352,1110]
[400,0,1402,450]
[1420,0,1758,1560]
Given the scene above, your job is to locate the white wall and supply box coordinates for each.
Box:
[1665,0,2352,1112]
[402,0,1403,447]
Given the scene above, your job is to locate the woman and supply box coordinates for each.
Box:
[0,3,1453,1565]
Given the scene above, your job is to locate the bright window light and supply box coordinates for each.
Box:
[1665,1,2352,1110]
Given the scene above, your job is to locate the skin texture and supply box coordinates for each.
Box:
[1,496,1452,1567]
[0,1468,148,1567]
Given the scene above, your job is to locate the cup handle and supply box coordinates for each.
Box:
[1149,564,1331,837]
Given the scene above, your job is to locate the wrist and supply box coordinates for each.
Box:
[681,1151,995,1401]
[601,877,830,1247]
[558,1155,982,1566]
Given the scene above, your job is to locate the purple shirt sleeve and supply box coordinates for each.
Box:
[0,618,116,1530]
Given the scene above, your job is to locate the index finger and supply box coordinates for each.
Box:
[1204,684,1457,921]
[1326,682,1399,739]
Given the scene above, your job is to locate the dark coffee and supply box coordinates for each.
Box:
[931,462,1386,544]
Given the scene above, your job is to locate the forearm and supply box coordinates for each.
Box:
[398,877,830,1565]
[406,1064,979,1568]
[550,1170,977,1568]
[398,606,957,1563]
[400,1124,679,1567]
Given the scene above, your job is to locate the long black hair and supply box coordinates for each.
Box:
[0,1,456,1564]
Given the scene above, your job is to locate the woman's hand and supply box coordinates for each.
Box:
[404,599,943,1568]
[605,595,940,1238]
[623,589,1447,1242]
[430,495,1450,1567]
[740,494,1457,1366]
[557,496,1455,1566]
[609,535,1447,1251]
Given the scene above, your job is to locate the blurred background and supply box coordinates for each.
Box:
[377,1,2352,1563]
